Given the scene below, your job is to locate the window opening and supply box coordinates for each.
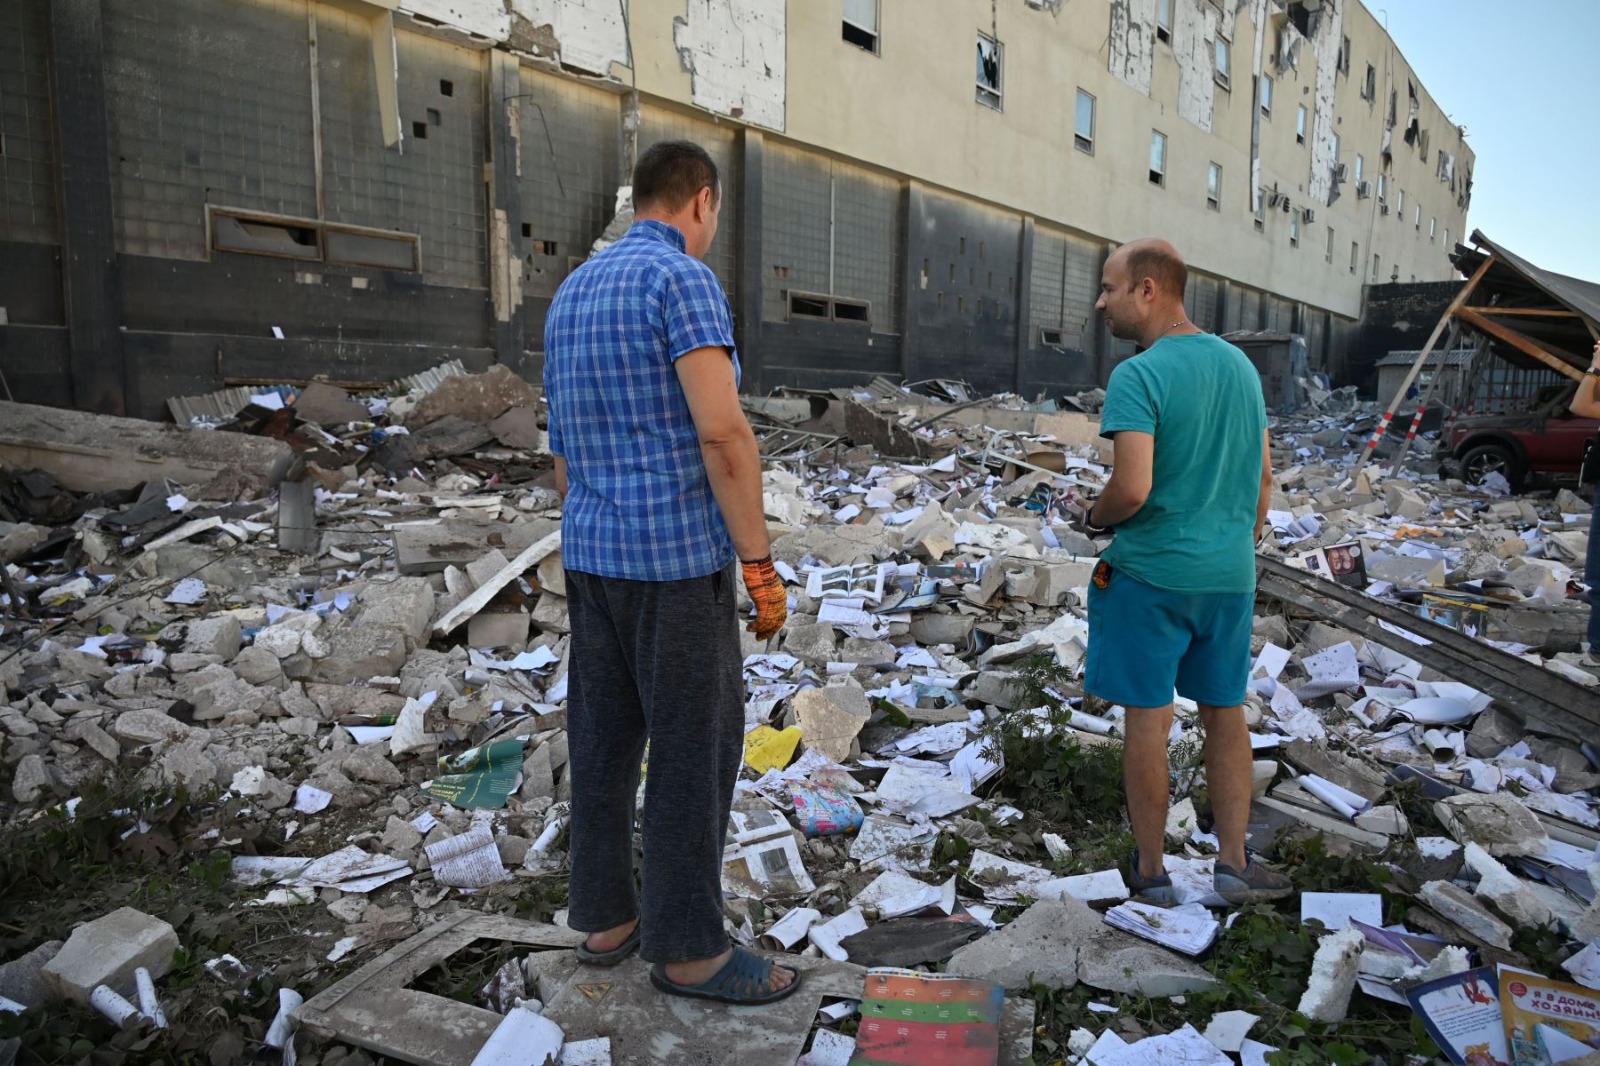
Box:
[1206,163,1222,211]
[1149,130,1167,187]
[842,0,878,52]
[1075,89,1096,153]
[976,35,1003,110]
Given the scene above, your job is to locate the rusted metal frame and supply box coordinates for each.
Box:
[1454,307,1586,384]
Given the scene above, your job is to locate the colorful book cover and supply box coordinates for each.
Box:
[1406,967,1509,1066]
[1499,967,1600,1066]
[421,737,526,809]
[849,968,1003,1066]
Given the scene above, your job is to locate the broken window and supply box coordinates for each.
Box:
[1355,153,1364,185]
[1372,253,1380,282]
[1156,0,1173,44]
[1289,212,1299,248]
[212,211,321,261]
[1350,241,1359,274]
[1259,75,1273,117]
[1148,130,1167,187]
[1363,63,1376,101]
[1429,216,1437,242]
[1075,89,1095,154]
[1326,226,1334,264]
[842,0,878,53]
[1338,36,1351,76]
[412,121,429,140]
[1253,186,1265,232]
[976,35,1003,110]
[439,79,454,96]
[1207,163,1222,211]
[1396,187,1404,219]
[787,293,830,319]
[1213,34,1231,89]
[1296,105,1307,146]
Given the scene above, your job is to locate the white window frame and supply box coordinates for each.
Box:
[1296,104,1307,145]
[841,0,879,53]
[1156,0,1174,44]
[976,33,1003,111]
[1206,162,1222,210]
[1260,74,1273,117]
[1289,212,1300,248]
[1149,130,1168,188]
[1074,89,1096,154]
[1213,33,1231,90]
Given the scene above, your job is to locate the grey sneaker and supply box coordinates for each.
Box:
[1125,849,1178,906]
[1213,856,1294,905]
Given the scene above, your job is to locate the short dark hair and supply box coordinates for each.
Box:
[632,140,719,214]
[1123,244,1187,298]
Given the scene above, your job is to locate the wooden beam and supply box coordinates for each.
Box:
[1454,307,1585,383]
[1459,306,1580,318]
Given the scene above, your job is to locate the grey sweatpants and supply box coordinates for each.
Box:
[563,563,745,964]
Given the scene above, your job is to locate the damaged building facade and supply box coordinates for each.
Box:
[0,0,1472,419]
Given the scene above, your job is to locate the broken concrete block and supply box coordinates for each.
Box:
[41,908,179,1006]
[11,753,53,803]
[1020,561,1094,607]
[230,645,287,688]
[1076,932,1220,998]
[111,710,192,747]
[531,592,570,635]
[1165,797,1199,843]
[839,637,896,665]
[1434,792,1549,858]
[1383,484,1428,521]
[488,406,545,451]
[967,671,1019,711]
[380,815,423,856]
[1295,925,1363,1023]
[1367,555,1445,588]
[1465,707,1522,759]
[467,611,530,649]
[945,898,1089,990]
[908,613,974,647]
[358,577,436,644]
[782,622,838,662]
[0,940,63,1008]
[1418,881,1513,949]
[174,615,243,660]
[177,663,269,721]
[1353,805,1408,835]
[1462,842,1553,929]
[156,741,220,789]
[342,747,404,787]
[253,612,322,659]
[407,364,539,427]
[312,626,409,685]
[792,678,870,762]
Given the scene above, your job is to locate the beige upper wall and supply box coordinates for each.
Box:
[400,0,1474,319]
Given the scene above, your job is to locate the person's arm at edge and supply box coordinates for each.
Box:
[552,455,567,498]
[1256,429,1274,538]
[1091,430,1153,527]
[1571,341,1600,419]
[675,345,770,560]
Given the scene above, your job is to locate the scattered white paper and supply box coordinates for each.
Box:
[1300,892,1383,932]
[1200,1010,1258,1053]
[797,1029,856,1066]
[425,826,511,889]
[808,907,868,961]
[557,1038,611,1066]
[1103,901,1219,956]
[1095,1023,1230,1066]
[469,1005,563,1066]
[164,577,207,605]
[761,906,822,950]
[292,784,332,815]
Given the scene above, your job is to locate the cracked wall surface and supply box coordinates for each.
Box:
[1173,0,1220,133]
[397,0,510,41]
[1305,1,1345,207]
[513,0,631,76]
[672,0,786,131]
[1108,0,1156,96]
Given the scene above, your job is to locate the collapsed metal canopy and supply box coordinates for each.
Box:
[1450,230,1600,374]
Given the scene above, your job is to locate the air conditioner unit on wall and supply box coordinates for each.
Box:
[1302,207,1316,223]
[1380,204,1390,215]
[1355,181,1371,198]
[1334,163,1348,181]
[1281,198,1292,213]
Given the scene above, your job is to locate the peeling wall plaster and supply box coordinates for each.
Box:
[1305,1,1345,206]
[672,0,785,131]
[397,0,510,42]
[512,0,631,76]
[1108,0,1157,97]
[1173,0,1219,133]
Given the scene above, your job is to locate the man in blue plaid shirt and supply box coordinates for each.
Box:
[543,140,797,1006]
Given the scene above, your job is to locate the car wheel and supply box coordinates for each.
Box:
[1460,442,1520,488]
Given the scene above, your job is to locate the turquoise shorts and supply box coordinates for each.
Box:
[1084,560,1253,708]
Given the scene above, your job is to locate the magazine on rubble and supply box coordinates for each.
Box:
[850,968,1004,1066]
[1499,966,1600,1066]
[1407,966,1510,1066]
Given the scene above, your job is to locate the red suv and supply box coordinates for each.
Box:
[1446,383,1598,487]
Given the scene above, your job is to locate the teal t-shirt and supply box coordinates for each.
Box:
[1098,333,1267,594]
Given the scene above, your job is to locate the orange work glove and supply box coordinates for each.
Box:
[740,555,788,640]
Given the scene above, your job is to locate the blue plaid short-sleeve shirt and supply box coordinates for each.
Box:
[543,220,740,582]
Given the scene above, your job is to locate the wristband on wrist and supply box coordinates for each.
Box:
[1083,508,1114,536]
[741,554,773,565]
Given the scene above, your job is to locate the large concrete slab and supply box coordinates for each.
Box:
[0,400,293,494]
[297,912,1033,1065]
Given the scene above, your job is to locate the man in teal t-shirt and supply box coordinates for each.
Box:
[1076,238,1292,908]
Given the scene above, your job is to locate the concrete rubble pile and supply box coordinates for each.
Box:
[1,368,1598,1063]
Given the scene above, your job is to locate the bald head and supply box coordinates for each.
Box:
[1114,238,1188,300]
